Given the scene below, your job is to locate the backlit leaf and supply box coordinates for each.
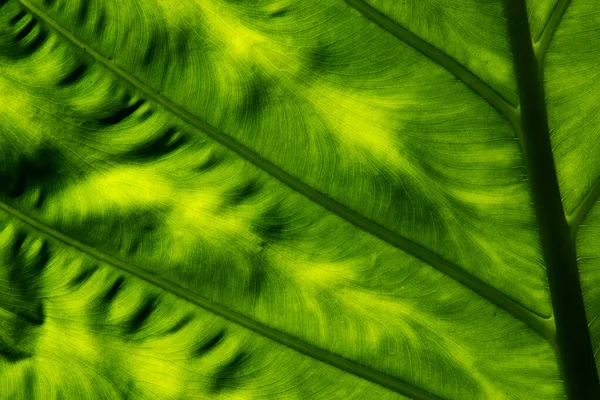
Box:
[1,0,599,398]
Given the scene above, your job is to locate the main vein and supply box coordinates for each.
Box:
[0,201,441,400]
[19,0,554,340]
[504,1,599,398]
[343,0,520,128]
[534,0,571,63]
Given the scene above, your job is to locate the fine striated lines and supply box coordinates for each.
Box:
[58,63,88,86]
[534,0,571,63]
[0,200,442,400]
[18,0,554,341]
[193,330,225,358]
[0,302,44,327]
[567,176,600,236]
[343,0,520,129]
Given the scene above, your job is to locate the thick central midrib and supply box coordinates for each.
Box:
[0,201,441,400]
[504,1,600,398]
[19,0,554,339]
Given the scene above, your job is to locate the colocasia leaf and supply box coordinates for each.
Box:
[1,0,599,399]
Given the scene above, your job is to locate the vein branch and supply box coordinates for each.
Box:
[567,176,600,236]
[504,0,599,397]
[19,0,554,341]
[0,201,441,400]
[534,0,571,63]
[343,0,520,128]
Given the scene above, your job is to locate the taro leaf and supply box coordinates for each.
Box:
[0,0,599,399]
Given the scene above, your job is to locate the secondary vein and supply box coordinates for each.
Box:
[19,0,555,341]
[343,0,520,128]
[534,0,571,63]
[567,176,600,236]
[0,200,441,400]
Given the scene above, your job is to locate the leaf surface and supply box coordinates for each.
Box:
[0,0,599,399]
[545,0,600,379]
[26,0,554,316]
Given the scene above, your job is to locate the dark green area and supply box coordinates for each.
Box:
[505,0,599,398]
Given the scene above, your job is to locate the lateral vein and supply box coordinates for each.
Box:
[534,0,571,63]
[20,0,552,340]
[0,200,441,400]
[343,0,520,128]
[567,175,600,236]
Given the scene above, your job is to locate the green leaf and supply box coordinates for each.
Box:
[0,0,598,398]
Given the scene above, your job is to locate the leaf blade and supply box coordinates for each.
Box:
[4,0,594,398]
[16,0,553,337]
[0,200,437,399]
[0,212,406,400]
[344,0,519,127]
[20,0,554,320]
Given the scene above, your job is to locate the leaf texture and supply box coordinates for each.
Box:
[0,0,599,399]
[0,213,404,399]
[546,0,600,380]
[24,0,555,316]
